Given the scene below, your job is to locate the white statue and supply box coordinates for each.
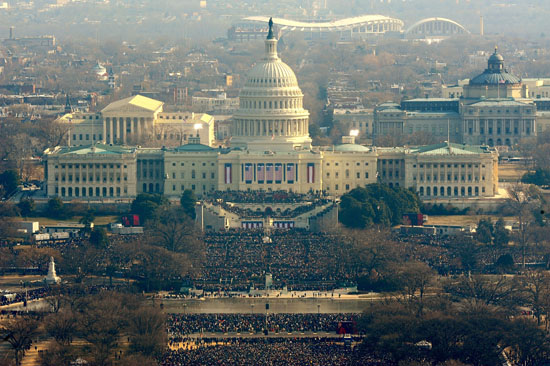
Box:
[45,256,61,284]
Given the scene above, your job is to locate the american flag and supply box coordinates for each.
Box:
[266,164,273,182]
[224,164,232,184]
[245,164,253,182]
[307,163,315,184]
[287,164,295,182]
[257,164,265,182]
[275,164,283,182]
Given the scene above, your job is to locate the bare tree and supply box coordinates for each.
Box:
[0,317,40,366]
[127,306,167,358]
[45,311,78,346]
[507,184,543,268]
[521,270,550,325]
[146,205,204,261]
[444,275,520,308]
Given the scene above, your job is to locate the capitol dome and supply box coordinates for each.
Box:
[231,19,311,151]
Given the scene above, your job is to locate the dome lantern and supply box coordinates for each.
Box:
[488,46,504,72]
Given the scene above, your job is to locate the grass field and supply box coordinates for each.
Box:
[498,163,529,183]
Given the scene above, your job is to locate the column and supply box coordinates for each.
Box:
[114,118,120,144]
[122,118,127,144]
[138,118,143,140]
[109,118,114,144]
[130,118,135,140]
[102,119,107,144]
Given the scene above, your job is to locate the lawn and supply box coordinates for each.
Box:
[498,163,529,183]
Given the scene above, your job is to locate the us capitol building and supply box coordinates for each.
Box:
[44,23,498,203]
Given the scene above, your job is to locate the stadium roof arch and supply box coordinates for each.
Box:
[405,17,469,36]
[242,15,404,33]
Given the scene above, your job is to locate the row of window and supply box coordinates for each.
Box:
[55,175,128,183]
[327,171,369,179]
[418,186,486,197]
[171,162,216,167]
[241,99,302,110]
[413,163,485,169]
[468,108,530,114]
[169,171,216,180]
[72,134,103,141]
[170,184,215,193]
[56,186,128,198]
[414,174,485,182]
[56,164,127,169]
[326,162,370,167]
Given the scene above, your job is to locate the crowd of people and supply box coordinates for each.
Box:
[197,229,351,291]
[207,190,316,204]
[205,190,332,219]
[167,313,358,337]
[215,200,331,219]
[0,287,49,306]
[161,337,386,366]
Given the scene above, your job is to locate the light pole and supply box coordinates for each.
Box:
[317,304,321,332]
[265,303,269,335]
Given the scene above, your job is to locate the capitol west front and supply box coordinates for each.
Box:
[45,30,498,201]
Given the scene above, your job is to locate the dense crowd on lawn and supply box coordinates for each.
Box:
[161,337,386,366]
[167,313,358,337]
[198,229,351,291]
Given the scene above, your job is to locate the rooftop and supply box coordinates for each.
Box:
[101,95,164,113]
[469,99,531,107]
[412,142,492,155]
[172,143,216,152]
[54,144,135,155]
[333,144,371,152]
